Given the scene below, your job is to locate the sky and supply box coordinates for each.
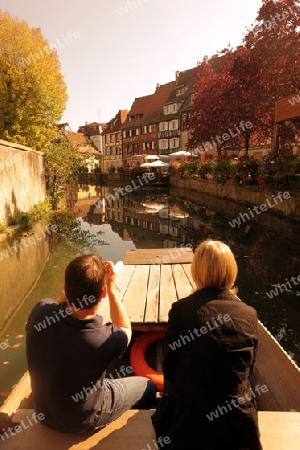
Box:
[0,0,263,130]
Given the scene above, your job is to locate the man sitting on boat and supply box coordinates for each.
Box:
[26,254,156,433]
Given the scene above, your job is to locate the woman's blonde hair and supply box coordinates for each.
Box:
[191,240,237,290]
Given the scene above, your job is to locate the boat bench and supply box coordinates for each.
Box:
[1,408,300,450]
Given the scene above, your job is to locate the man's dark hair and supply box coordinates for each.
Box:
[65,254,106,309]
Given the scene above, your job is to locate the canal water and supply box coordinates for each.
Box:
[0,184,300,406]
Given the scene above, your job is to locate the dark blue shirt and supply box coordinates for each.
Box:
[26,299,128,433]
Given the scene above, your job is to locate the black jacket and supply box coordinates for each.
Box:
[153,287,262,450]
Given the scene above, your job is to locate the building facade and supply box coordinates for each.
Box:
[77,122,107,154]
[157,68,196,156]
[120,82,175,167]
[102,110,128,173]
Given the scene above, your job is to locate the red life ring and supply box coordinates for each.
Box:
[130,331,165,392]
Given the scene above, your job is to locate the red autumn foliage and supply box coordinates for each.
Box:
[189,0,300,156]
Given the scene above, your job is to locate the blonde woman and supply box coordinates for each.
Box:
[152,240,262,450]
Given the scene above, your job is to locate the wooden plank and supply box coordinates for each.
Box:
[122,265,149,323]
[251,321,300,411]
[181,263,196,292]
[3,409,156,450]
[5,409,300,450]
[259,411,300,450]
[144,265,160,323]
[172,264,194,300]
[123,248,193,265]
[159,265,177,322]
[0,371,31,417]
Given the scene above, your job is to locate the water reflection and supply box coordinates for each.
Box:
[77,184,300,366]
[0,184,299,406]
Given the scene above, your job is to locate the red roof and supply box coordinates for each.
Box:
[121,81,175,129]
[103,109,129,134]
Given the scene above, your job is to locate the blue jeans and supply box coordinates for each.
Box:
[93,376,156,431]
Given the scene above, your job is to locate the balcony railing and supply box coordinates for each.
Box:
[158,129,180,138]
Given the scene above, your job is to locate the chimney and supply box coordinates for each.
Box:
[175,70,180,80]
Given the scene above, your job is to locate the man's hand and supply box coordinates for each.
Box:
[56,291,67,304]
[104,261,116,294]
[104,261,132,345]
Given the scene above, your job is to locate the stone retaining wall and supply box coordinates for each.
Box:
[0,140,46,224]
[170,176,300,220]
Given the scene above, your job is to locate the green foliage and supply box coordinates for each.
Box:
[234,156,259,185]
[198,160,215,180]
[0,11,68,150]
[49,212,107,251]
[44,142,84,208]
[171,152,300,190]
[78,166,89,173]
[8,198,53,227]
[213,159,234,184]
[257,151,298,188]
[182,160,199,175]
[26,197,53,223]
[0,223,7,233]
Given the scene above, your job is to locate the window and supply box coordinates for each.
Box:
[142,125,147,134]
[148,125,152,133]
[171,119,178,130]
[123,131,126,138]
[176,87,185,96]
[163,103,178,115]
[159,122,168,131]
[142,142,146,151]
[170,138,180,148]
[151,141,155,150]
[160,225,169,234]
[159,139,168,150]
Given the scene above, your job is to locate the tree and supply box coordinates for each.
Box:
[190,0,300,155]
[244,0,300,147]
[44,142,84,208]
[0,11,67,150]
[189,51,261,156]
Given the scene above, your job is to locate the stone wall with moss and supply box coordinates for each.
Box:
[0,140,46,224]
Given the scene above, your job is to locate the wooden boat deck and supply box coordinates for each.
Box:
[99,248,194,329]
[1,248,300,449]
[1,409,300,450]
